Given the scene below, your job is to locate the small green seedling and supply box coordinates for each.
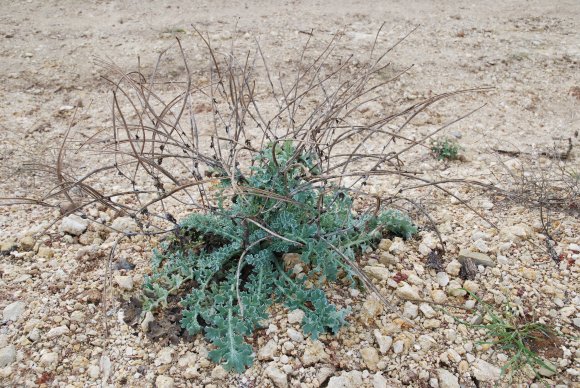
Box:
[431,137,460,161]
[457,290,563,384]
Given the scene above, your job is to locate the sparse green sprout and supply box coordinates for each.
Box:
[459,290,563,383]
[431,137,460,161]
[141,141,417,372]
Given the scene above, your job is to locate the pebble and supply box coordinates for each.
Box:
[472,359,501,381]
[302,340,328,366]
[462,280,479,293]
[114,275,134,290]
[0,240,17,254]
[46,325,69,339]
[436,272,449,287]
[395,282,420,300]
[258,339,277,361]
[403,301,419,319]
[499,224,531,242]
[378,251,397,265]
[0,345,16,367]
[364,266,390,281]
[373,330,392,354]
[155,375,174,388]
[287,309,304,324]
[155,347,174,365]
[445,260,461,276]
[437,368,460,388]
[39,352,59,368]
[19,235,35,251]
[3,301,25,321]
[372,372,388,388]
[211,365,228,380]
[328,370,363,388]
[87,364,100,379]
[378,239,392,251]
[447,280,466,297]
[287,328,303,342]
[458,250,495,267]
[418,335,436,351]
[419,303,436,318]
[111,216,140,233]
[360,347,379,370]
[265,364,288,387]
[424,319,441,329]
[59,214,89,236]
[315,365,336,386]
[431,290,448,304]
[392,340,405,354]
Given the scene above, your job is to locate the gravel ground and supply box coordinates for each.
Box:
[1,1,579,387]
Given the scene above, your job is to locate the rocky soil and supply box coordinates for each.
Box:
[1,1,579,387]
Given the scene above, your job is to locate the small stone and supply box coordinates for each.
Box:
[458,250,496,267]
[59,214,89,236]
[448,280,466,297]
[288,309,305,324]
[378,239,392,251]
[114,275,134,291]
[393,340,405,354]
[389,238,406,254]
[573,318,580,328]
[88,364,100,379]
[111,216,139,233]
[258,339,277,361]
[0,345,16,367]
[302,340,328,366]
[395,282,420,300]
[155,347,174,365]
[0,240,17,254]
[39,352,59,368]
[372,373,388,388]
[46,325,69,339]
[437,369,460,388]
[499,224,531,242]
[424,319,441,329]
[378,251,397,265]
[3,301,25,321]
[373,330,392,354]
[37,246,54,258]
[155,375,174,388]
[265,364,288,388]
[445,260,462,276]
[431,290,447,304]
[364,266,390,281]
[473,239,489,253]
[287,328,304,342]
[27,328,40,342]
[472,359,502,382]
[463,280,479,293]
[403,302,419,319]
[362,297,383,319]
[328,370,363,388]
[141,311,154,332]
[70,310,85,322]
[418,335,436,351]
[360,347,380,370]
[19,236,35,251]
[419,303,436,318]
[315,365,336,386]
[211,365,228,380]
[436,272,449,287]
